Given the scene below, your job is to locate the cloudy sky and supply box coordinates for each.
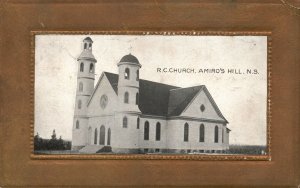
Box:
[35,35,267,145]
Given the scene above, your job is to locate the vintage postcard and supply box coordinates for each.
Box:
[33,33,269,158]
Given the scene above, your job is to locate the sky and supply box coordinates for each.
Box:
[35,35,267,145]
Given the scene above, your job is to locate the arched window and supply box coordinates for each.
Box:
[137,117,140,129]
[222,128,224,143]
[136,93,139,105]
[214,126,219,143]
[199,124,205,142]
[94,128,98,144]
[79,82,83,92]
[76,120,80,129]
[125,68,130,79]
[184,123,189,142]
[144,121,149,140]
[80,62,84,72]
[136,70,139,81]
[156,122,161,141]
[84,43,87,49]
[89,63,94,73]
[123,116,128,128]
[78,100,82,109]
[124,92,129,103]
[89,43,92,48]
[99,125,105,145]
[107,128,111,145]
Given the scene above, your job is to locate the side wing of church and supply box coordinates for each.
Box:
[72,37,230,154]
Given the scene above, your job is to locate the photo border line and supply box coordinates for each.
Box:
[30,31,272,161]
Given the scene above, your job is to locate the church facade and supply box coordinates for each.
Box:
[72,37,230,154]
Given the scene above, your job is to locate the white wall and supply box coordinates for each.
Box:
[87,74,118,117]
[112,113,140,149]
[166,119,228,151]
[181,89,225,121]
[72,118,88,146]
[88,115,114,146]
[138,117,167,149]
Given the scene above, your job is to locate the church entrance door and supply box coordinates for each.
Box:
[99,125,105,145]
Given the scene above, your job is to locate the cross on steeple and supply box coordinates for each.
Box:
[129,44,133,54]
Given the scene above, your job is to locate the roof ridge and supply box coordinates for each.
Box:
[104,71,180,89]
[103,71,117,75]
[167,86,203,116]
[169,85,204,91]
[140,79,180,88]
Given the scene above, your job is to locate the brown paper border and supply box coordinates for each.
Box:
[30,31,272,161]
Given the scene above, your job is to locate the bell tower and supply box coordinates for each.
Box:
[72,37,97,150]
[117,54,141,112]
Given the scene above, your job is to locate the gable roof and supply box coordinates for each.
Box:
[167,86,204,116]
[104,72,179,116]
[94,72,227,122]
[200,86,228,123]
[171,86,228,123]
[138,78,179,116]
[104,72,119,94]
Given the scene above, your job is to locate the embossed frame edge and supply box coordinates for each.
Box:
[30,30,272,161]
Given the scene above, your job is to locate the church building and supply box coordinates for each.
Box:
[72,37,230,154]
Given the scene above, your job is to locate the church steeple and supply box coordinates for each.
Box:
[72,37,97,150]
[82,37,93,51]
[117,54,141,112]
[78,37,96,62]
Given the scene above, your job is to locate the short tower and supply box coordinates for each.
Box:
[72,37,97,150]
[117,54,141,112]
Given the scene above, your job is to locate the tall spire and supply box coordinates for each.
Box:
[72,37,97,150]
[78,37,97,62]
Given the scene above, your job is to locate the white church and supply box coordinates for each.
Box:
[72,37,230,154]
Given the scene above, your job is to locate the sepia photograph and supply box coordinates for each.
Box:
[34,34,268,156]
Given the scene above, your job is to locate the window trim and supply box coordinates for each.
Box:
[124,92,129,103]
[214,125,219,143]
[156,122,161,141]
[80,62,84,72]
[136,92,139,105]
[94,128,98,145]
[144,121,150,140]
[125,68,130,80]
[123,116,128,128]
[222,127,224,143]
[89,63,94,73]
[137,117,140,129]
[200,124,205,142]
[76,120,80,129]
[184,123,189,142]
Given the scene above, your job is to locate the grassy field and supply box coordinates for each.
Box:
[228,145,267,155]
